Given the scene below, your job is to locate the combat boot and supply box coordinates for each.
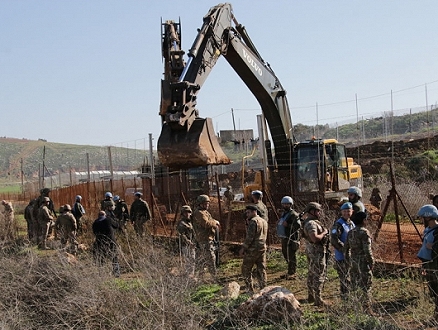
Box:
[307,293,315,304]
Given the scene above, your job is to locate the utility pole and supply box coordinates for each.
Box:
[149,133,155,186]
[86,153,91,182]
[20,158,24,195]
[108,146,114,180]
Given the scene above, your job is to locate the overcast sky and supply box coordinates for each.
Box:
[1,0,437,148]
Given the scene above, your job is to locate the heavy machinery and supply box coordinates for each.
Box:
[158,3,362,205]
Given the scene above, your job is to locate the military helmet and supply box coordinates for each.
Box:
[418,204,438,218]
[134,192,143,197]
[181,205,192,213]
[340,202,353,210]
[251,190,263,197]
[113,195,120,202]
[105,191,113,198]
[305,202,322,213]
[63,204,72,211]
[75,195,82,201]
[227,185,232,190]
[41,188,51,194]
[42,196,50,202]
[347,186,362,198]
[59,206,64,213]
[104,200,115,208]
[196,194,210,204]
[245,204,259,212]
[281,196,294,205]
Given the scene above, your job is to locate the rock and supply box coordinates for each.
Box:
[221,281,240,299]
[236,285,302,322]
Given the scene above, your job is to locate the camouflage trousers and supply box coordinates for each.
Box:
[334,259,351,297]
[306,249,326,302]
[281,238,299,275]
[133,216,148,237]
[350,257,373,305]
[197,241,217,277]
[38,219,54,249]
[181,244,196,276]
[241,248,267,292]
[58,229,78,253]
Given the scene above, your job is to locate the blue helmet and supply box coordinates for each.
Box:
[340,202,353,210]
[75,195,82,201]
[418,204,438,218]
[281,196,294,205]
[113,195,120,202]
[252,190,263,197]
[105,192,113,198]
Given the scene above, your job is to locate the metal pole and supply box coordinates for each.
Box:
[149,133,155,186]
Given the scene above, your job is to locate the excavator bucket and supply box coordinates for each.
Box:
[157,118,231,169]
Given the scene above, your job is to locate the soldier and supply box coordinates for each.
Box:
[251,190,268,221]
[277,196,301,279]
[330,201,355,300]
[192,194,220,277]
[177,205,196,277]
[239,204,268,294]
[347,186,366,215]
[130,192,151,237]
[369,188,383,210]
[223,186,234,210]
[24,199,37,242]
[100,191,113,211]
[1,200,15,240]
[301,202,329,307]
[55,204,78,254]
[416,204,438,321]
[345,211,375,314]
[114,195,129,228]
[72,195,86,235]
[92,210,121,277]
[37,196,55,249]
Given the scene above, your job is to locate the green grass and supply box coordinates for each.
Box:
[0,184,21,193]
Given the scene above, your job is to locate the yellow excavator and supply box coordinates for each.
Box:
[158,3,362,205]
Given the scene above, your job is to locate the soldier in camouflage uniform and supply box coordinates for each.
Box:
[37,196,55,249]
[177,205,196,277]
[130,192,151,237]
[251,190,268,221]
[72,195,86,235]
[192,194,220,277]
[113,195,129,228]
[239,204,268,293]
[1,200,15,240]
[24,199,37,243]
[302,202,329,307]
[347,186,366,215]
[55,204,78,254]
[345,211,375,312]
[223,186,234,210]
[330,202,355,299]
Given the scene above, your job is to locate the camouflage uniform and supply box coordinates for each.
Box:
[369,189,383,209]
[130,198,151,237]
[241,214,268,292]
[72,200,86,234]
[24,200,37,242]
[114,199,129,226]
[302,215,329,305]
[55,208,78,253]
[223,188,234,209]
[255,200,268,221]
[192,207,218,276]
[330,216,355,298]
[344,226,374,306]
[177,214,196,276]
[278,208,301,276]
[38,202,55,249]
[1,201,15,240]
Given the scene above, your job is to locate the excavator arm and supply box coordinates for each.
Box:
[158,3,293,170]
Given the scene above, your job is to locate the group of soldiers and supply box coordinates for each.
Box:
[23,189,151,252]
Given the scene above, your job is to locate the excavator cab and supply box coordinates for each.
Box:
[293,139,352,202]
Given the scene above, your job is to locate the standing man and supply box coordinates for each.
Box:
[347,186,365,215]
[130,192,151,237]
[416,204,438,321]
[92,210,121,277]
[239,205,268,294]
[55,204,78,254]
[37,196,55,250]
[72,195,86,235]
[277,196,301,279]
[330,202,355,300]
[100,192,113,211]
[345,211,375,314]
[24,199,37,243]
[1,200,15,240]
[177,205,196,277]
[301,202,329,307]
[223,186,234,210]
[114,195,130,228]
[251,190,268,221]
[369,188,383,210]
[192,194,220,277]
